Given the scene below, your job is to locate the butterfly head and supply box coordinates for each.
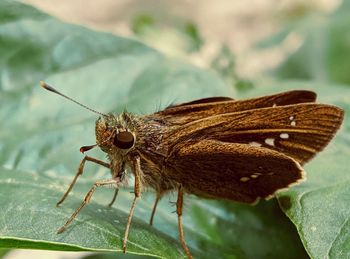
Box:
[95,113,136,153]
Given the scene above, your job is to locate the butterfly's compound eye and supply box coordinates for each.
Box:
[114,131,135,149]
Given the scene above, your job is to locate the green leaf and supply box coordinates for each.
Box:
[266,2,350,85]
[0,1,311,259]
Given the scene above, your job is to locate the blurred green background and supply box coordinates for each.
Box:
[1,1,349,259]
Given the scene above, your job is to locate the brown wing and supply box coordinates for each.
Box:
[166,103,344,165]
[165,97,234,108]
[150,90,317,125]
[166,140,304,204]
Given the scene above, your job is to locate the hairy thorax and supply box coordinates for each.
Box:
[97,112,177,194]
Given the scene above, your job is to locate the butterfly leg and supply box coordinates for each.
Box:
[57,178,118,234]
[57,156,110,207]
[123,156,142,253]
[177,185,192,259]
[107,188,119,207]
[149,193,161,226]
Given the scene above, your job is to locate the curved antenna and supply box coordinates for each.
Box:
[40,81,107,117]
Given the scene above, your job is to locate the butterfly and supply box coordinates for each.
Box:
[40,81,344,258]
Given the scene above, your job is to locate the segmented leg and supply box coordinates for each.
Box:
[107,188,119,207]
[56,156,110,207]
[177,185,192,259]
[57,179,118,234]
[149,193,161,226]
[122,156,142,253]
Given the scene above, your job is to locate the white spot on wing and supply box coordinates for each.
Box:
[249,142,261,147]
[240,177,250,182]
[280,133,289,139]
[289,116,296,126]
[272,103,277,107]
[265,138,275,146]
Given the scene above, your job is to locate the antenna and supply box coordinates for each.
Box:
[40,81,107,117]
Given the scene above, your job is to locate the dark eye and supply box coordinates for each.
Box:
[113,131,134,149]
